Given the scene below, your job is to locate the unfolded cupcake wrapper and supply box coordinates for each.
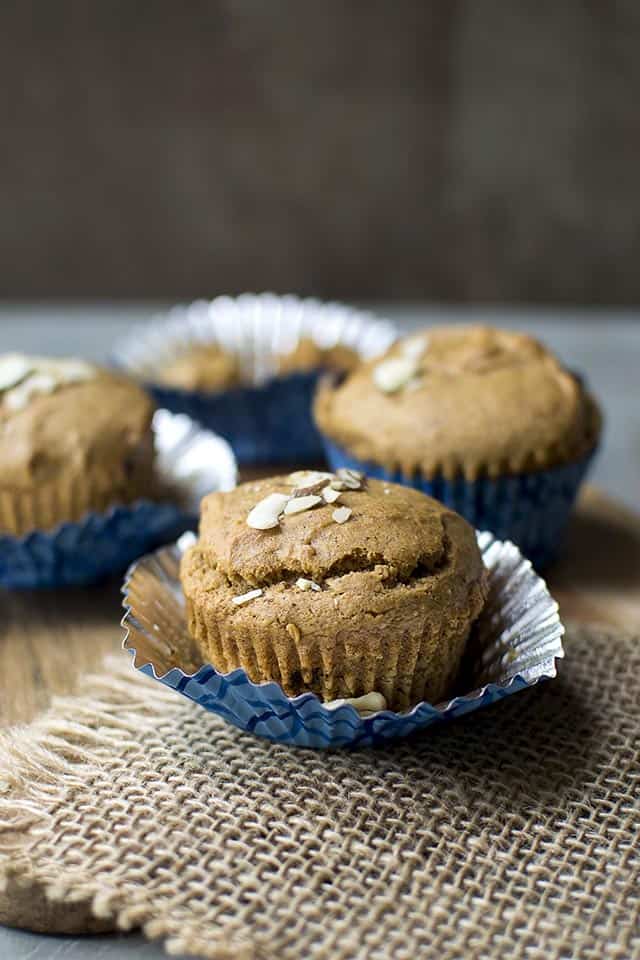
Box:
[113,294,396,465]
[321,439,597,570]
[0,410,237,589]
[122,531,565,749]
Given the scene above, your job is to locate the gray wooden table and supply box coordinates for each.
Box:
[1,303,638,959]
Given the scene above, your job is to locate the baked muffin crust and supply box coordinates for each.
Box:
[0,355,155,533]
[181,472,488,710]
[276,338,359,375]
[158,338,358,391]
[158,344,240,392]
[314,325,601,480]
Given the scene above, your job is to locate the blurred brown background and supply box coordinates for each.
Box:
[1,1,639,303]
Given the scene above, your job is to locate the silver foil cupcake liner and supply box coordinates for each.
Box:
[0,410,237,588]
[113,293,397,464]
[122,530,565,749]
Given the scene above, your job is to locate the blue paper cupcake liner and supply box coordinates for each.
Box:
[122,531,565,750]
[113,294,396,466]
[147,370,325,465]
[0,503,189,589]
[1,411,237,589]
[321,439,596,569]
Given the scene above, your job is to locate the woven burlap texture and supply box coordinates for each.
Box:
[0,623,638,960]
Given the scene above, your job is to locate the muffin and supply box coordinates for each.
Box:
[0,353,155,535]
[159,338,358,390]
[276,338,359,376]
[315,325,601,567]
[180,469,488,711]
[157,344,240,392]
[115,295,396,466]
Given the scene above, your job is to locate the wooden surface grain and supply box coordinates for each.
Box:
[550,487,640,633]
[1,582,121,727]
[1,485,639,730]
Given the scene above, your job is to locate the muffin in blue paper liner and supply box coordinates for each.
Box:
[0,411,237,589]
[113,294,396,465]
[321,438,596,570]
[122,531,565,750]
[313,326,602,570]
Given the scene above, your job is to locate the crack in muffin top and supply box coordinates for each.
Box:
[196,474,459,587]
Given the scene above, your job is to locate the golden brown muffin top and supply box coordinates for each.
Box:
[159,338,359,391]
[182,470,488,710]
[194,469,482,589]
[0,354,154,490]
[314,325,601,480]
[158,344,241,392]
[276,338,360,376]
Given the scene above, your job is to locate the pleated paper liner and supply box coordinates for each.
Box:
[322,437,597,570]
[0,410,237,589]
[113,293,397,464]
[122,530,565,749]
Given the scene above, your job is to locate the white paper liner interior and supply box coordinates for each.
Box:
[115,293,397,387]
[153,410,237,511]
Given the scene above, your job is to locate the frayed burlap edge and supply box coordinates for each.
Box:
[0,625,638,960]
[0,668,192,948]
[0,658,280,958]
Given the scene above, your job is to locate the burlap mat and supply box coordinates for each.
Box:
[0,623,638,960]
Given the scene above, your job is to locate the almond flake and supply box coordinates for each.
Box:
[322,485,341,504]
[296,577,321,592]
[372,355,418,394]
[232,588,263,606]
[402,334,429,360]
[325,691,388,715]
[292,479,332,498]
[336,468,365,490]
[0,354,33,391]
[286,470,334,487]
[5,372,58,410]
[1,355,96,410]
[50,358,94,383]
[246,493,290,530]
[284,494,322,515]
[332,506,352,524]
